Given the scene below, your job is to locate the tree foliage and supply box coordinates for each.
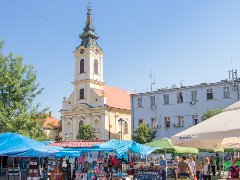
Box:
[202,108,223,121]
[0,41,48,141]
[76,123,96,140]
[55,120,62,141]
[132,123,156,144]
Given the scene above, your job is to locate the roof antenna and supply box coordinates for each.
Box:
[150,68,155,92]
[180,80,184,87]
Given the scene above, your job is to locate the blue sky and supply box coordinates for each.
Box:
[1,0,240,118]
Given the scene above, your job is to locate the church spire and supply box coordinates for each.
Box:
[79,2,99,48]
[85,2,94,31]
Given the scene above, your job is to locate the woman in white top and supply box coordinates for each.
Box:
[202,157,212,180]
[173,156,180,179]
[189,156,196,180]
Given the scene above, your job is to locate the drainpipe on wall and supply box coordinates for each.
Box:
[108,107,113,140]
[130,95,134,136]
[237,81,240,101]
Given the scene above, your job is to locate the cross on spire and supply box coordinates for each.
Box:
[79,1,99,48]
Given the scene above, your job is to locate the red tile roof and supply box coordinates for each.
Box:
[93,85,131,110]
[49,140,106,148]
[43,116,60,129]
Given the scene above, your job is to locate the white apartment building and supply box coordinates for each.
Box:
[131,79,240,139]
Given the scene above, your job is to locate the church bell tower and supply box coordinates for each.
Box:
[73,3,104,104]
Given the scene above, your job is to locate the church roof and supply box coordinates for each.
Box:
[93,85,131,111]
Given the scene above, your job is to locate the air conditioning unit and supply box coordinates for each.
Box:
[190,101,195,105]
[151,105,156,110]
[173,124,179,127]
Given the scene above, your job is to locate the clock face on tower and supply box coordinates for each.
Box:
[80,49,84,54]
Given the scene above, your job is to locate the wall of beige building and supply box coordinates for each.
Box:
[106,108,131,140]
[61,107,131,141]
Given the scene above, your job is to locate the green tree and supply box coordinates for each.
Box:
[76,123,96,140]
[132,123,156,144]
[55,120,62,141]
[202,108,223,121]
[0,41,48,141]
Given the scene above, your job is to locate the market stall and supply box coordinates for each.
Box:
[53,139,161,179]
[0,132,63,179]
[95,139,162,179]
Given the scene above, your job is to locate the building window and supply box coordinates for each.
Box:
[163,94,169,105]
[79,120,84,127]
[151,118,157,129]
[191,90,197,102]
[137,97,142,107]
[94,59,98,74]
[80,59,84,73]
[79,88,84,99]
[206,88,213,100]
[164,117,170,128]
[150,96,156,107]
[123,121,128,134]
[138,119,143,126]
[177,92,183,103]
[192,114,198,125]
[178,116,184,127]
[223,86,230,98]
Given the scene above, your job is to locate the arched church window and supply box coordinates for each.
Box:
[124,121,128,134]
[94,119,100,132]
[79,89,84,99]
[80,59,84,73]
[79,120,84,127]
[67,121,72,134]
[94,59,98,74]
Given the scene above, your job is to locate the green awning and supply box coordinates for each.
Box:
[174,146,199,154]
[146,137,199,154]
[146,137,174,149]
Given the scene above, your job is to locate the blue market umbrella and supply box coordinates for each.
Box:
[0,132,62,157]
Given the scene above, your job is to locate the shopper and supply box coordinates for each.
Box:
[159,155,167,180]
[228,160,239,179]
[202,157,212,180]
[195,156,202,180]
[189,156,196,180]
[173,156,180,179]
[215,153,220,175]
[177,156,192,179]
[210,156,216,176]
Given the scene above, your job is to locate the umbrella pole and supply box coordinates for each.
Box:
[0,157,1,175]
[165,149,166,155]
[13,158,15,180]
[222,152,225,177]
[7,157,9,180]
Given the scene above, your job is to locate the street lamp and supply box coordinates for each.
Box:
[65,132,73,141]
[118,118,125,140]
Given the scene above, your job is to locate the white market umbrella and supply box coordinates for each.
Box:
[171,101,240,150]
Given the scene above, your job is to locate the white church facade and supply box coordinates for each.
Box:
[61,5,131,141]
